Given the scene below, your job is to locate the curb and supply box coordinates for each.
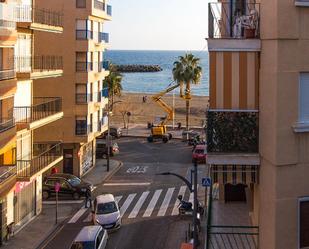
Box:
[101,161,123,183]
[122,135,183,140]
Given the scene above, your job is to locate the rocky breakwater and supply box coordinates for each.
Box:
[114,64,163,73]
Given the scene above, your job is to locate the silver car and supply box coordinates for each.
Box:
[92,194,121,232]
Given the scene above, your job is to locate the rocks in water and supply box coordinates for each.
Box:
[114,64,162,73]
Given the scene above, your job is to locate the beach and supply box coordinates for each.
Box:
[110,92,209,128]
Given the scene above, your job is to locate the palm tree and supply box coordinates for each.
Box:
[103,65,123,111]
[172,53,202,130]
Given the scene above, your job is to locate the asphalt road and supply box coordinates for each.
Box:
[41,137,199,249]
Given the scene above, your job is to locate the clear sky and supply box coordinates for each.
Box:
[105,0,210,51]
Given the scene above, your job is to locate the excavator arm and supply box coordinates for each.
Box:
[151,83,180,125]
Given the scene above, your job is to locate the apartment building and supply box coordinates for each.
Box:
[32,0,111,177]
[0,0,63,243]
[206,0,309,248]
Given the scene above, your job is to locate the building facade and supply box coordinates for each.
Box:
[32,0,111,177]
[0,0,64,244]
[206,0,309,248]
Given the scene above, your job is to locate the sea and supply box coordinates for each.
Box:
[105,50,209,96]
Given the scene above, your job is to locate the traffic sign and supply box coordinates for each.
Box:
[55,182,61,192]
[202,177,212,187]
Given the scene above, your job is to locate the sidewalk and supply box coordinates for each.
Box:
[2,159,122,249]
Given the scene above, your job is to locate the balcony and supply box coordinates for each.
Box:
[206,110,259,165]
[92,0,112,20]
[14,97,63,130]
[94,0,105,11]
[0,3,17,46]
[0,68,15,81]
[17,142,63,181]
[100,32,109,43]
[102,60,109,70]
[0,165,16,195]
[208,2,261,51]
[0,118,15,134]
[15,55,63,79]
[15,5,63,33]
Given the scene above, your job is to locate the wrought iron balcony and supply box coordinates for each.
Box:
[15,5,63,29]
[15,55,63,73]
[0,166,16,185]
[208,2,260,39]
[14,97,62,124]
[17,142,62,179]
[207,110,259,154]
[0,69,15,81]
[100,32,109,43]
[0,118,15,133]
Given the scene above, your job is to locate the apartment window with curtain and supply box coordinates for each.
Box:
[75,84,87,104]
[299,73,309,123]
[75,116,87,135]
[299,198,309,248]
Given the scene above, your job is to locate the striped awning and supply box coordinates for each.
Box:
[211,165,259,184]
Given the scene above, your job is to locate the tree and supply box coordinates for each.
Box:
[172,53,202,130]
[103,64,123,111]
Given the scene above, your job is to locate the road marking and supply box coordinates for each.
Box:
[126,166,149,174]
[143,189,162,217]
[115,196,122,203]
[68,207,88,224]
[171,186,187,216]
[128,191,150,218]
[103,182,151,186]
[157,187,175,216]
[83,212,92,223]
[43,200,84,205]
[120,193,136,217]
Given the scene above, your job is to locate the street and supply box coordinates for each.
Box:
[41,137,204,249]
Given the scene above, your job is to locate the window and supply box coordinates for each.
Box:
[76,116,87,135]
[299,73,309,123]
[76,0,86,8]
[96,230,104,249]
[76,84,87,104]
[299,198,309,248]
[295,0,309,7]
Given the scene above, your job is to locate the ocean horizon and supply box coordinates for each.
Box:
[105,50,209,96]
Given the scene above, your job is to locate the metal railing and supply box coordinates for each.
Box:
[76,29,93,40]
[15,5,63,28]
[17,143,62,178]
[208,2,260,39]
[76,62,93,72]
[100,32,109,43]
[0,118,15,133]
[76,122,87,135]
[207,110,259,153]
[14,97,62,124]
[0,20,16,29]
[76,93,93,104]
[94,0,105,11]
[0,166,16,184]
[102,60,109,70]
[101,88,108,98]
[207,226,259,249]
[107,4,112,16]
[15,55,63,72]
[0,69,15,80]
[0,3,16,28]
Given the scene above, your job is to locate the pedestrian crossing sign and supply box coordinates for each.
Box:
[202,177,212,187]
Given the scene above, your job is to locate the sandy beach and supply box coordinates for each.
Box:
[110,92,209,128]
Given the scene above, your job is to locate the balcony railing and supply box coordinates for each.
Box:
[14,97,62,124]
[0,166,16,184]
[0,118,15,133]
[208,2,260,39]
[107,5,112,16]
[102,60,109,70]
[0,3,16,29]
[0,69,15,80]
[76,30,93,40]
[17,142,62,178]
[207,110,259,153]
[76,93,93,104]
[15,5,63,28]
[15,55,63,73]
[94,0,105,11]
[76,62,93,72]
[100,32,109,43]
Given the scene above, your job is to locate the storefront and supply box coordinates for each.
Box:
[80,141,94,176]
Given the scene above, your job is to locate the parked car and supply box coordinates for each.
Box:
[98,127,122,139]
[70,225,108,249]
[192,144,207,164]
[92,194,121,232]
[42,173,92,200]
[96,140,119,159]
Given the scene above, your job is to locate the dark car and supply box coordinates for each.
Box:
[98,127,122,139]
[96,141,119,159]
[42,173,92,200]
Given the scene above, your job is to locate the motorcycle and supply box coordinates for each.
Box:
[177,195,204,216]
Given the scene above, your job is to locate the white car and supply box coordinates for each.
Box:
[92,194,121,231]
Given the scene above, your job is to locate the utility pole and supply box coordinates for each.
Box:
[193,160,198,249]
[106,90,110,172]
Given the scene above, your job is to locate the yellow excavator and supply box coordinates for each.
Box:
[147,83,183,143]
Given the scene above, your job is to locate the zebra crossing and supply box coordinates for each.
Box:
[68,185,199,224]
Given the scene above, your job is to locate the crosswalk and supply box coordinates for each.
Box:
[68,185,202,225]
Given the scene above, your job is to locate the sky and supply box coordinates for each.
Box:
[105,0,210,51]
